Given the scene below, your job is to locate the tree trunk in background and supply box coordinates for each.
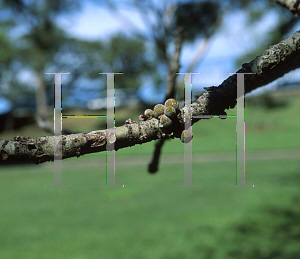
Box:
[35,71,53,134]
[34,71,72,135]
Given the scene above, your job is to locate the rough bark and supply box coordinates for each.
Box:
[1,30,300,165]
[274,0,300,16]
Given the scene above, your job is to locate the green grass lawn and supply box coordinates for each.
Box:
[1,157,299,259]
[0,90,299,258]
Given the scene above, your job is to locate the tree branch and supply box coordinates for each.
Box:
[1,30,300,165]
[198,30,300,115]
[273,0,300,16]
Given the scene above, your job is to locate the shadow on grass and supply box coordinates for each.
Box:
[217,194,300,259]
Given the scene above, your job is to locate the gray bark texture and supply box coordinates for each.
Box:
[273,0,300,16]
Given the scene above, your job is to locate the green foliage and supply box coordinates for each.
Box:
[19,19,67,71]
[0,31,15,67]
[174,1,220,40]
[99,33,159,89]
[245,92,288,110]
[0,0,83,102]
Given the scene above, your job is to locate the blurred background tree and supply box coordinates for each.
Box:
[0,1,300,259]
[0,0,160,134]
[1,0,298,123]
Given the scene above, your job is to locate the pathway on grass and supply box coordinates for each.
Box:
[60,149,300,168]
